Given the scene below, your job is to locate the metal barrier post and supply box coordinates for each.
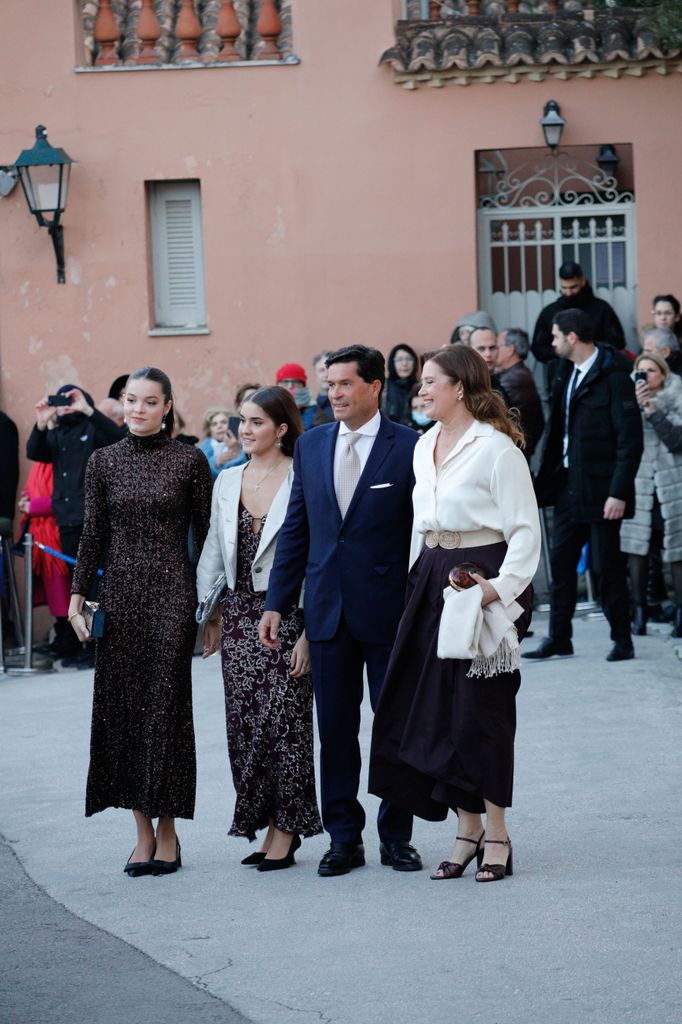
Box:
[539,508,552,587]
[0,584,6,677]
[9,532,52,676]
[2,533,25,649]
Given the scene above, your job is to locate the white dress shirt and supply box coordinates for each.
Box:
[411,420,541,607]
[333,410,382,495]
[563,349,599,467]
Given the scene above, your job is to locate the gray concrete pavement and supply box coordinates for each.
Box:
[1,612,681,1024]
[0,837,248,1024]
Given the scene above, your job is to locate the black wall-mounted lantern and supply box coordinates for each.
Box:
[597,144,619,182]
[540,100,566,151]
[13,126,74,284]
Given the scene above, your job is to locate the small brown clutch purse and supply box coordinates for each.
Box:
[448,562,486,591]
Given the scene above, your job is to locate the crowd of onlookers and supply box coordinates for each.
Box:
[1,261,681,670]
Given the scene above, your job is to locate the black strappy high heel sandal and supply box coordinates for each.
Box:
[475,837,513,882]
[430,832,485,880]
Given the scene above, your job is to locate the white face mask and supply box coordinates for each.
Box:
[412,411,432,427]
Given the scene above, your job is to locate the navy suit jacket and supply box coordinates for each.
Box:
[265,413,418,644]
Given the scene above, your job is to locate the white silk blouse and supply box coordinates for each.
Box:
[410,420,541,607]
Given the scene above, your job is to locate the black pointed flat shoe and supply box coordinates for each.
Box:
[150,839,182,876]
[124,843,156,878]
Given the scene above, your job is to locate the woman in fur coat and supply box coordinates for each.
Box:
[620,350,682,637]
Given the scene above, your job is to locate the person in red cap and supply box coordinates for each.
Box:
[275,363,318,430]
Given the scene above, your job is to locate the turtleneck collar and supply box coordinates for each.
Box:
[126,430,171,449]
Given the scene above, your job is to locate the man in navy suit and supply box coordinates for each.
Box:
[259,345,422,876]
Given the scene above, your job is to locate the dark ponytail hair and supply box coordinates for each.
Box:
[126,367,175,436]
[245,386,303,458]
[422,346,525,448]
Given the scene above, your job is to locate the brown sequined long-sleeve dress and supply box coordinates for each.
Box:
[71,432,212,819]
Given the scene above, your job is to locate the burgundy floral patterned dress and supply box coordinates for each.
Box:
[221,504,322,841]
[71,432,212,819]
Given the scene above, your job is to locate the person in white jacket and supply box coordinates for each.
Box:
[197,387,322,872]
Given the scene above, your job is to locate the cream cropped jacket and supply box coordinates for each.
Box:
[196,462,299,603]
[410,420,541,607]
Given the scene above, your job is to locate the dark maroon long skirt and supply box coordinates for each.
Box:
[369,542,532,818]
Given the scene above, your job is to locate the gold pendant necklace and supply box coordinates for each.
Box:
[248,459,285,491]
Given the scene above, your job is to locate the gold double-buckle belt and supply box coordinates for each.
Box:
[424,528,504,550]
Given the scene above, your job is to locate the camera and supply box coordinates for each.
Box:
[47,394,73,407]
[634,372,647,384]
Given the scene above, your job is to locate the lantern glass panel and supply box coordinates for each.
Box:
[19,164,69,214]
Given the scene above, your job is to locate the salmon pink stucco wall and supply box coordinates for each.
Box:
[1,0,681,464]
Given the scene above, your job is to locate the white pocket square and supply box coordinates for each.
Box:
[370,483,393,489]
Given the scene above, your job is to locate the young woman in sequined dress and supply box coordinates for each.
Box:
[68,367,213,878]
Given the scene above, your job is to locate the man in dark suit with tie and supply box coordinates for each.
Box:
[259,345,422,876]
[523,309,642,663]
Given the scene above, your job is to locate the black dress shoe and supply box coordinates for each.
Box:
[522,638,574,660]
[380,841,423,872]
[318,842,365,877]
[606,641,634,662]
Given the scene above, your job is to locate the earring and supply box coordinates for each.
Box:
[276,438,283,448]
[161,418,167,430]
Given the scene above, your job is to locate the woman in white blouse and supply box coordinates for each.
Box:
[198,387,322,871]
[369,346,540,883]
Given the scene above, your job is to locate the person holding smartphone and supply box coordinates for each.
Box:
[621,351,682,638]
[26,385,126,666]
[198,406,246,479]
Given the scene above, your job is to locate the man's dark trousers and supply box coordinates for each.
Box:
[310,616,412,845]
[549,484,631,645]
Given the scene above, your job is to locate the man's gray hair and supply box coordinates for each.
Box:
[501,328,530,360]
[643,327,680,353]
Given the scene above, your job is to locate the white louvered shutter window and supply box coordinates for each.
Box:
[149,181,207,329]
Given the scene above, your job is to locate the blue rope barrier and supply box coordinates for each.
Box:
[33,541,104,577]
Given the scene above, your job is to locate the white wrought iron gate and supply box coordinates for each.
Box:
[477,152,637,347]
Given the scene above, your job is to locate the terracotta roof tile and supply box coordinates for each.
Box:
[382,7,682,86]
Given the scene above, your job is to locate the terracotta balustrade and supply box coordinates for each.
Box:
[132,0,161,64]
[215,0,242,62]
[84,0,287,67]
[174,0,202,61]
[94,0,120,66]
[254,0,283,60]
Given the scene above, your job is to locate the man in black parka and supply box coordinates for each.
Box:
[531,261,626,364]
[524,308,643,662]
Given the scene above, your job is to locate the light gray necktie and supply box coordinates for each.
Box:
[336,432,362,517]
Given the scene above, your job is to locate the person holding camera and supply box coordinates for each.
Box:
[620,351,682,638]
[369,346,540,884]
[26,384,126,666]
